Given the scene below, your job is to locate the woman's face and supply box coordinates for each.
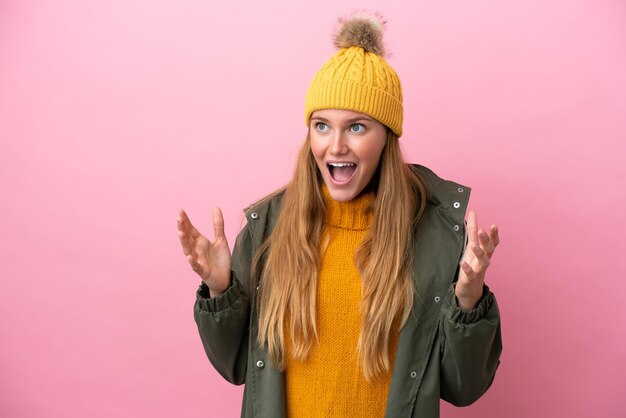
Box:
[310,109,388,202]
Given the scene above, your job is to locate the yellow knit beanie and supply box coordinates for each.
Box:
[304,12,404,137]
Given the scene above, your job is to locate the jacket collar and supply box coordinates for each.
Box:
[242,163,470,249]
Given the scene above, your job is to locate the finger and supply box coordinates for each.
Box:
[178,229,192,256]
[177,209,191,230]
[466,210,478,245]
[478,229,495,258]
[178,209,200,239]
[470,242,490,273]
[489,224,500,247]
[179,227,199,257]
[213,207,226,240]
[460,261,476,281]
[462,242,476,265]
[176,213,191,254]
[177,213,196,255]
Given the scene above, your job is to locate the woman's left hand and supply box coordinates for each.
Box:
[455,210,500,311]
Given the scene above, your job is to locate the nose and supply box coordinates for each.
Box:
[329,131,348,155]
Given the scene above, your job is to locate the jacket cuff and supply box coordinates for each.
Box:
[195,272,242,313]
[445,283,495,325]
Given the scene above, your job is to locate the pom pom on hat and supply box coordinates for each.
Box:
[332,11,388,57]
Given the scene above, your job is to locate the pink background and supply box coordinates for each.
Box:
[1,0,625,417]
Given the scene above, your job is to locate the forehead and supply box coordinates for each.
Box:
[311,109,376,122]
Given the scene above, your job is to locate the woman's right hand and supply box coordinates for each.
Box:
[177,207,232,297]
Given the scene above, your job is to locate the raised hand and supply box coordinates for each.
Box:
[177,207,232,297]
[455,210,500,311]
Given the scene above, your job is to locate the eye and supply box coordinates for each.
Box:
[315,122,328,132]
[350,123,365,133]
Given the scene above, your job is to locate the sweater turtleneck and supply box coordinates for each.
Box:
[321,184,376,231]
[284,184,398,418]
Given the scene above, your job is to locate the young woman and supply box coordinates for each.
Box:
[177,12,502,418]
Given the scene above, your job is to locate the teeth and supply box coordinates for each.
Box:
[328,163,355,167]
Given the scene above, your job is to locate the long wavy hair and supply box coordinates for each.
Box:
[254,128,428,380]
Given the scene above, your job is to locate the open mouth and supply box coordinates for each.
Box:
[327,162,357,183]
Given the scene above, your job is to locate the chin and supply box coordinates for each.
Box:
[329,192,355,202]
[324,183,360,202]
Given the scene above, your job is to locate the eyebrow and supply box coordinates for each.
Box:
[310,115,375,124]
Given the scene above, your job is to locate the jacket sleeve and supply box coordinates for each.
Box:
[193,222,254,385]
[439,279,503,406]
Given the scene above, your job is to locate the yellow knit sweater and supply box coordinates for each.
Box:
[284,187,399,418]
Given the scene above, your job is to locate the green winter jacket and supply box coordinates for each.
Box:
[193,163,502,418]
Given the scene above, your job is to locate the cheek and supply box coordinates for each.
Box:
[360,142,386,166]
[309,136,325,161]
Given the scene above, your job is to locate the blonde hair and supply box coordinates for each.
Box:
[255,129,427,380]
